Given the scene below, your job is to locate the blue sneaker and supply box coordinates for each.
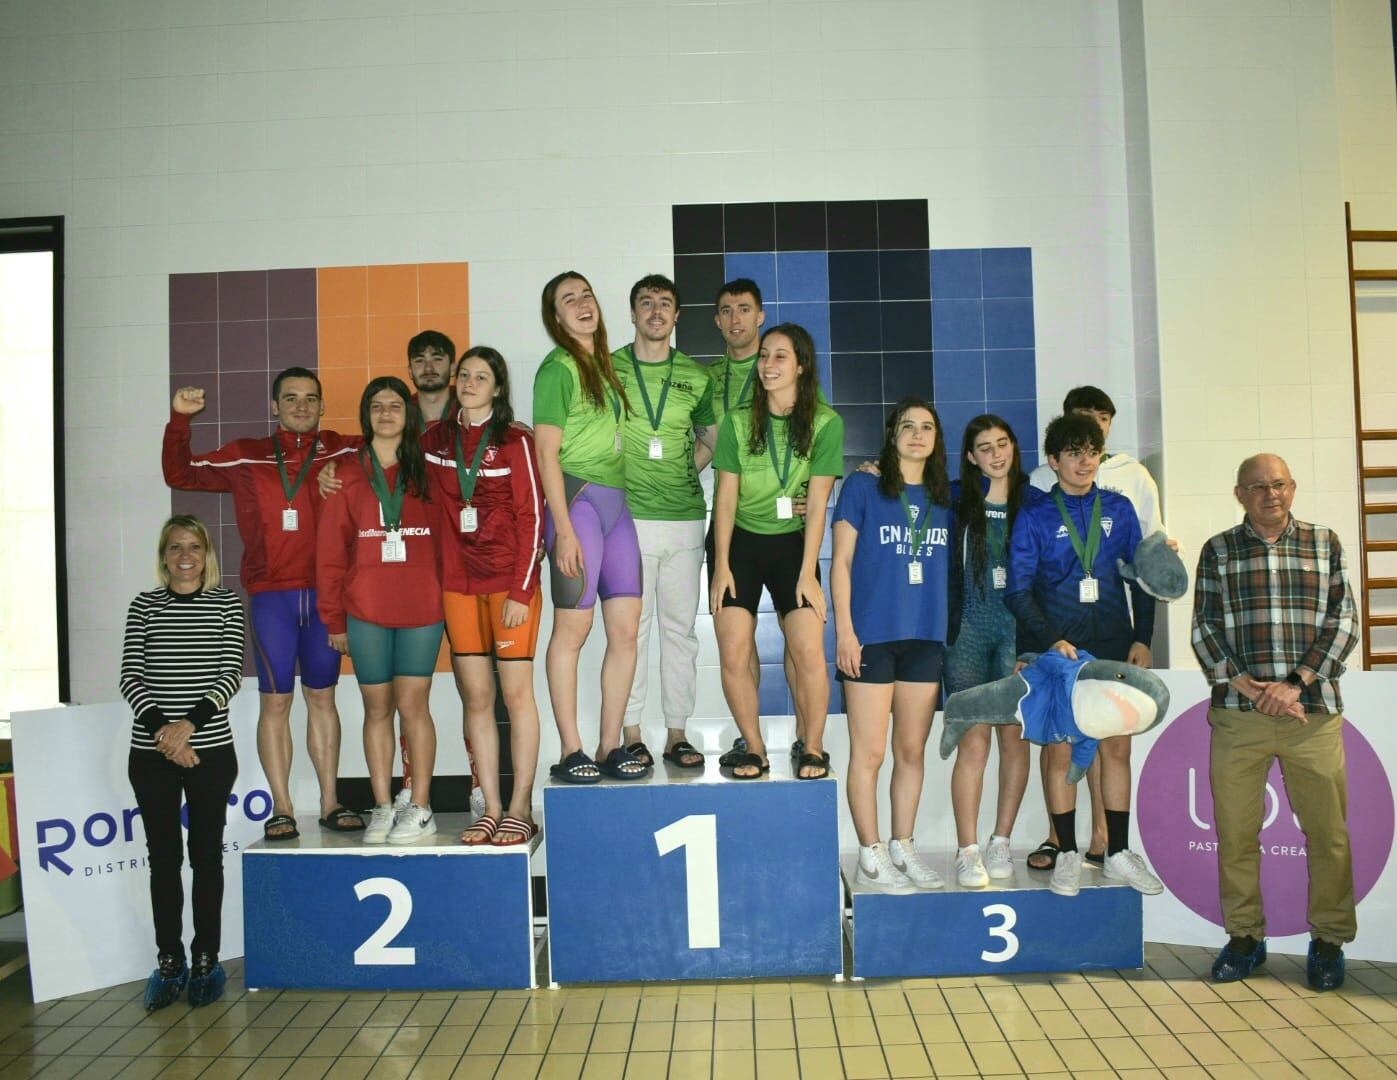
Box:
[1211,936,1266,982]
[143,954,188,1011]
[187,952,227,1007]
[1307,939,1345,992]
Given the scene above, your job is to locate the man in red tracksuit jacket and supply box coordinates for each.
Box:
[163,366,361,840]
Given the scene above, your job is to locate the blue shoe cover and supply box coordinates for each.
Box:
[143,962,188,1011]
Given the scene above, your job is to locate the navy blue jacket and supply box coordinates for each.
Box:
[1005,483,1155,652]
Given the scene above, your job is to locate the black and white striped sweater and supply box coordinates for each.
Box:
[119,587,246,751]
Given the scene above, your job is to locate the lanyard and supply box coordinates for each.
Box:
[724,358,756,414]
[273,436,318,506]
[1052,488,1103,577]
[455,426,490,505]
[630,348,674,431]
[365,450,405,531]
[765,414,795,492]
[899,490,934,557]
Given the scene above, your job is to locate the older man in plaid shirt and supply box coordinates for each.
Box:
[1191,453,1359,991]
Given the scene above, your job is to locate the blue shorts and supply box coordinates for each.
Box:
[346,616,444,685]
[249,588,343,694]
[839,639,944,685]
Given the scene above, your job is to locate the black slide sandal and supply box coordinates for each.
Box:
[662,741,705,769]
[1026,841,1060,871]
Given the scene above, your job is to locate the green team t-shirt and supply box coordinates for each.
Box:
[532,346,626,488]
[713,403,845,535]
[614,345,716,521]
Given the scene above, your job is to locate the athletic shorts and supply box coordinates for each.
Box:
[346,616,444,685]
[714,525,818,617]
[249,588,342,694]
[838,639,944,685]
[444,589,542,661]
[544,475,642,610]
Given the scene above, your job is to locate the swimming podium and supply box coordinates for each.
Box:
[241,764,1143,988]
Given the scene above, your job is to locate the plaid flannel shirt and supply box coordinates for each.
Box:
[1191,515,1357,714]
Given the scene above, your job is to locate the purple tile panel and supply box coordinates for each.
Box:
[268,268,317,319]
[170,321,218,375]
[171,488,224,526]
[218,370,271,423]
[218,319,268,372]
[220,419,276,442]
[269,317,317,370]
[218,270,268,321]
[168,373,221,419]
[170,273,217,324]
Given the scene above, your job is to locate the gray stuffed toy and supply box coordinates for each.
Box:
[1117,530,1188,601]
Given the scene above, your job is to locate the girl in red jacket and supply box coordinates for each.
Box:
[317,376,443,845]
[422,346,545,846]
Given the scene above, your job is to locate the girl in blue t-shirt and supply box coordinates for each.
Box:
[944,415,1037,887]
[831,397,952,893]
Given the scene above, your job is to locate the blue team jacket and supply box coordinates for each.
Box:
[1018,649,1100,774]
[1004,484,1154,652]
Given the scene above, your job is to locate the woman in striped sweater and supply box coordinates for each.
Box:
[120,515,246,1011]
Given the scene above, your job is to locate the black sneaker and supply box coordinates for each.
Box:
[143,952,187,1012]
[187,952,227,1007]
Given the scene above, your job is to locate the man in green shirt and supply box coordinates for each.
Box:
[702,279,819,767]
[616,275,714,769]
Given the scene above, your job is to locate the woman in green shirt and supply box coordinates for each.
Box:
[709,324,844,780]
[534,271,647,783]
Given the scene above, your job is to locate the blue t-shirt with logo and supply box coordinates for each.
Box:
[833,471,952,645]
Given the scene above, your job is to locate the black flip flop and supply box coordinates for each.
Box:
[550,750,601,784]
[662,740,705,769]
[263,814,299,841]
[597,747,649,780]
[1026,841,1060,871]
[724,752,769,780]
[624,741,655,768]
[795,751,830,780]
[318,807,364,833]
[1084,850,1106,869]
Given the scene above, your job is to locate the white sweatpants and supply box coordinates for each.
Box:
[625,517,706,728]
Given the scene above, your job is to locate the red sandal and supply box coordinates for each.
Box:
[460,816,499,846]
[491,815,539,847]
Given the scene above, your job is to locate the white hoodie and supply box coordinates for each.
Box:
[1029,452,1165,539]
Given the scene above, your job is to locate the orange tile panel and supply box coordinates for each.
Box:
[318,266,368,317]
[367,263,419,316]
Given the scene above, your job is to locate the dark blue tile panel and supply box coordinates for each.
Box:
[831,353,883,405]
[882,351,933,402]
[931,298,983,350]
[983,298,1035,349]
[881,300,932,351]
[837,403,886,458]
[828,251,879,302]
[878,250,930,300]
[830,302,881,352]
[981,247,1033,298]
[930,249,981,299]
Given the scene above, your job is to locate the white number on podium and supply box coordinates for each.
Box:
[353,877,416,966]
[654,814,721,950]
[980,903,1019,963]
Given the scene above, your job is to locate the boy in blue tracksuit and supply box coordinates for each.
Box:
[1005,412,1162,898]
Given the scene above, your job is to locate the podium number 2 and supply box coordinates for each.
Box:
[654,814,721,950]
[980,903,1019,963]
[353,878,416,966]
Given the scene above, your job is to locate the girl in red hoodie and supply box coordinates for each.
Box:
[422,346,545,847]
[317,376,443,845]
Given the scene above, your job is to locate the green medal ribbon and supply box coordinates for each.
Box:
[724,358,757,414]
[898,490,933,558]
[631,348,675,432]
[1052,488,1103,577]
[274,436,319,506]
[365,450,406,531]
[986,505,1009,566]
[765,414,795,493]
[455,425,491,505]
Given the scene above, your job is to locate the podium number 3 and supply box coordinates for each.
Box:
[654,814,721,950]
[980,903,1019,963]
[354,878,416,966]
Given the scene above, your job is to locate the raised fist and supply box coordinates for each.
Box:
[172,387,206,416]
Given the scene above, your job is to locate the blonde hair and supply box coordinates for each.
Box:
[155,515,222,591]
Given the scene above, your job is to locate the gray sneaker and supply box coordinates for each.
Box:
[388,805,435,845]
[1050,850,1083,897]
[363,804,396,845]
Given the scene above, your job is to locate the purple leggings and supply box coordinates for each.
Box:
[544,476,642,610]
[249,588,342,694]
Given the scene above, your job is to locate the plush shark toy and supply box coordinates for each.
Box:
[939,650,1171,782]
[1117,530,1188,601]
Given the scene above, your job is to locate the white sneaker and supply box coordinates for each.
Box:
[985,836,1013,880]
[392,786,413,811]
[388,805,436,845]
[1051,850,1083,896]
[854,842,916,894]
[363,804,396,845]
[1103,849,1164,895]
[469,785,486,818]
[956,844,989,888]
[889,838,945,890]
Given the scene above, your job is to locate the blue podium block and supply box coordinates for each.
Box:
[544,764,842,984]
[843,854,1142,979]
[243,814,538,990]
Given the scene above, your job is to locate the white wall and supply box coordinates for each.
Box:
[0,0,1150,715]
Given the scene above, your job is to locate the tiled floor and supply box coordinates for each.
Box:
[1,943,1395,1079]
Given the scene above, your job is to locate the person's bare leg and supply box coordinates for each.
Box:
[951,724,992,848]
[256,692,296,821]
[597,597,640,760]
[888,681,937,837]
[360,683,396,807]
[545,608,594,757]
[993,724,1030,839]
[1086,754,1108,856]
[786,639,806,744]
[784,609,828,775]
[716,606,764,775]
[498,662,541,822]
[395,676,436,808]
[844,681,893,846]
[302,685,343,819]
[455,656,501,819]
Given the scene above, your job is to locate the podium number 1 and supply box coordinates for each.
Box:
[654,814,721,949]
[353,878,416,966]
